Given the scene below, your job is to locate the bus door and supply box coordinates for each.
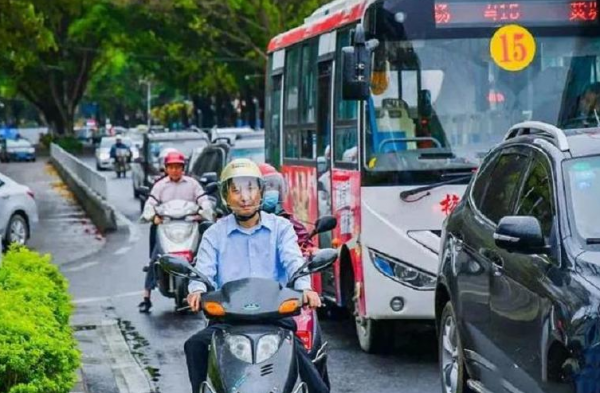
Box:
[316,60,336,297]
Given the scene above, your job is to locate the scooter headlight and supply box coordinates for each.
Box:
[225,334,253,364]
[163,223,194,243]
[256,334,282,364]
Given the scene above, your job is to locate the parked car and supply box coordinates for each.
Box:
[3,138,36,162]
[0,172,39,246]
[132,131,209,199]
[210,126,258,143]
[436,122,600,393]
[95,136,139,171]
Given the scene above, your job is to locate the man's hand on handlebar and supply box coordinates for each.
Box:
[303,290,322,309]
[187,291,202,312]
[153,215,163,225]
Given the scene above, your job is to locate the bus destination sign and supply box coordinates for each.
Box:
[434,0,598,27]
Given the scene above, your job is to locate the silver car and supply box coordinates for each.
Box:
[0,172,39,246]
[95,136,139,171]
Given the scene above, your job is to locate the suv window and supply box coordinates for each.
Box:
[515,157,554,240]
[192,148,224,177]
[471,151,500,208]
[479,153,529,224]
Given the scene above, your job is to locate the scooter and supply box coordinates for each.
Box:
[143,183,218,311]
[159,217,338,393]
[113,148,131,178]
[159,244,339,393]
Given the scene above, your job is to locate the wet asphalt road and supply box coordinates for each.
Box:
[4,156,442,393]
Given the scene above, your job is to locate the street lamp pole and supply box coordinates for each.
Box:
[146,81,152,129]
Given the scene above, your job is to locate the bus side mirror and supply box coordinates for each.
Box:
[342,25,379,101]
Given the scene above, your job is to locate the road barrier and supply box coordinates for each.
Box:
[50,143,108,199]
[50,143,116,232]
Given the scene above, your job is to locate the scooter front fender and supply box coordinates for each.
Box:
[207,326,299,393]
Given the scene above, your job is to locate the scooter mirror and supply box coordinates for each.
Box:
[158,255,215,291]
[158,255,192,277]
[307,248,338,273]
[313,216,337,236]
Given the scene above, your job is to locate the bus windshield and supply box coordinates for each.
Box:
[365,25,600,174]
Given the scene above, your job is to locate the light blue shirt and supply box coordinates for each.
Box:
[188,212,312,293]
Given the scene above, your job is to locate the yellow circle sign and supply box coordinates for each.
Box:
[490,25,536,72]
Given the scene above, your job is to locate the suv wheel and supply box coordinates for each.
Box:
[439,301,468,393]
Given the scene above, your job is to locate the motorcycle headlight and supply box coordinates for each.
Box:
[225,334,253,364]
[369,250,436,290]
[256,334,282,364]
[163,223,194,243]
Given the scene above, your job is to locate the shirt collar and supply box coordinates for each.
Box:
[165,176,188,184]
[226,211,274,236]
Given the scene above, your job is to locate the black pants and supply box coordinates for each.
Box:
[184,319,329,393]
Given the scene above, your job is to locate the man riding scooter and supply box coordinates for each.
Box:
[185,158,330,393]
[110,136,132,178]
[139,150,210,313]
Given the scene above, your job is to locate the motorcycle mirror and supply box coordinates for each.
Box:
[158,255,215,291]
[288,248,338,287]
[307,248,338,273]
[158,255,192,277]
[310,215,338,238]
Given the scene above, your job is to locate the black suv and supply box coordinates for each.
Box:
[436,121,600,393]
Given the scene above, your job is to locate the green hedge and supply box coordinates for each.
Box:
[0,247,80,393]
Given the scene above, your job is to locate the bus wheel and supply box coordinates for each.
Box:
[354,299,391,354]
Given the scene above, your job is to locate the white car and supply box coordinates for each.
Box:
[0,172,39,246]
[95,136,139,171]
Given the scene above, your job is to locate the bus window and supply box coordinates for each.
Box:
[285,46,301,125]
[300,130,317,160]
[334,28,359,168]
[363,29,600,179]
[335,127,359,164]
[266,74,282,166]
[301,41,318,124]
[336,29,358,121]
[284,129,299,159]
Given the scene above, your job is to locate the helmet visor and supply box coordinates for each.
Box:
[228,177,262,201]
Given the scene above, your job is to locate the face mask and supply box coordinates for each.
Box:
[261,190,280,213]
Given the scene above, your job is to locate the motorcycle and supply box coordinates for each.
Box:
[159,216,338,393]
[143,183,218,311]
[113,147,131,178]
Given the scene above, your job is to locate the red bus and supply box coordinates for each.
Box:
[265,0,600,352]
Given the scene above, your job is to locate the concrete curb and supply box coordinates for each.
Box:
[73,317,154,393]
[50,157,118,233]
[98,320,154,393]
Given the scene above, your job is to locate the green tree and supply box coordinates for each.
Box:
[0,0,126,135]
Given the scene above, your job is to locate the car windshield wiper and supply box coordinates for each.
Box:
[586,238,600,245]
[400,174,473,202]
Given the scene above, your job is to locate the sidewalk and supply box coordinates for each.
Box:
[0,159,105,265]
